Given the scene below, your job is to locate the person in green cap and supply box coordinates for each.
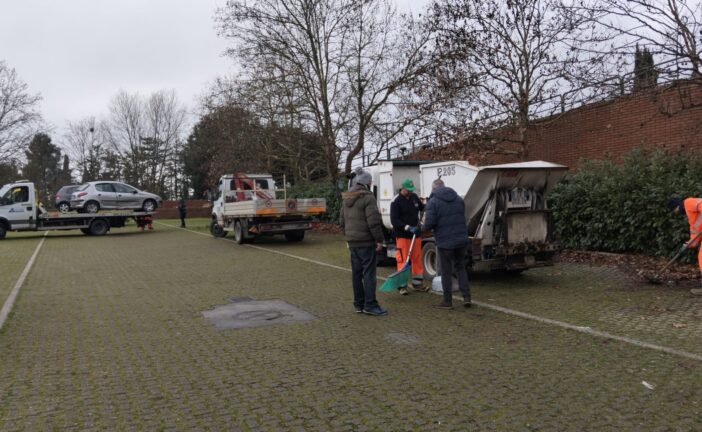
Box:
[390,178,426,295]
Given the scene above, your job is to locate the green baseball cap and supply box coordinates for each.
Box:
[400,179,416,192]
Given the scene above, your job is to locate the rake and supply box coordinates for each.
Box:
[643,231,702,284]
[379,234,417,292]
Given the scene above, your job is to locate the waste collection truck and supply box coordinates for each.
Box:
[353,160,567,279]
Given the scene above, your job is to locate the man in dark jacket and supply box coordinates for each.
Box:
[423,178,471,309]
[390,178,425,295]
[339,167,387,316]
[177,198,187,228]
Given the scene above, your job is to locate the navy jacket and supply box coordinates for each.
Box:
[423,186,468,249]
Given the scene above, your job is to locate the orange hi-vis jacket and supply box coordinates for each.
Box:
[684,198,702,244]
[684,198,702,271]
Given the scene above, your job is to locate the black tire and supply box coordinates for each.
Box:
[80,228,91,235]
[142,199,157,212]
[234,220,245,244]
[0,224,7,240]
[84,201,100,214]
[422,241,439,281]
[284,230,305,242]
[89,219,109,236]
[210,219,227,238]
[57,202,71,213]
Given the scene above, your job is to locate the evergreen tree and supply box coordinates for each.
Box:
[22,133,62,204]
[0,161,20,186]
[59,154,73,185]
[633,45,658,91]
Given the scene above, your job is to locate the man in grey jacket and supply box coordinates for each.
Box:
[339,167,387,316]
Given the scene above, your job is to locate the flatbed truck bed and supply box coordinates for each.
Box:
[0,181,155,239]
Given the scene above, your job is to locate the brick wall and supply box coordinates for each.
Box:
[153,200,212,219]
[412,81,702,169]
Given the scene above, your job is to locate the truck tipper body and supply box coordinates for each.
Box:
[210,173,326,244]
[0,181,155,238]
[356,160,567,279]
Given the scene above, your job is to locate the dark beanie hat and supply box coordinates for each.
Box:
[666,197,684,213]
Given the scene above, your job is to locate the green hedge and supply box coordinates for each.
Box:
[549,149,702,256]
[285,181,341,223]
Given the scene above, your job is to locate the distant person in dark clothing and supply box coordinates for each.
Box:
[178,198,187,228]
[423,178,471,309]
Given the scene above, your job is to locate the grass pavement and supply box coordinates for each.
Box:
[0,220,700,430]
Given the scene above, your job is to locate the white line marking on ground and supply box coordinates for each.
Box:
[158,222,702,361]
[0,232,48,331]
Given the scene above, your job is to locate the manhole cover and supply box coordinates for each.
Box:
[203,299,315,329]
[385,332,420,345]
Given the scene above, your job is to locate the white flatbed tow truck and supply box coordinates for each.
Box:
[0,181,155,239]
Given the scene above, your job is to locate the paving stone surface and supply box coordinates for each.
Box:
[0,233,43,307]
[0,222,700,431]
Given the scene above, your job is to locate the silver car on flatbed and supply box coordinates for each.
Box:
[71,181,162,213]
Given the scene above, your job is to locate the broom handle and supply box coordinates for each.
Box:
[404,234,417,265]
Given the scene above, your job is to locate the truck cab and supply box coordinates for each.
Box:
[0,181,38,234]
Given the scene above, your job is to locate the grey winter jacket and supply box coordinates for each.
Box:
[339,184,384,248]
[423,186,468,249]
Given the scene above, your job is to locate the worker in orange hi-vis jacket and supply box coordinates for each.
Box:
[668,197,702,295]
[390,179,426,295]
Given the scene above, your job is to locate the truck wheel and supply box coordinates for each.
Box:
[210,220,227,238]
[89,219,109,236]
[142,199,157,212]
[0,224,6,239]
[234,220,245,244]
[284,230,305,242]
[422,242,439,281]
[85,201,100,214]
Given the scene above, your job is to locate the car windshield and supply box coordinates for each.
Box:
[0,184,9,197]
[77,184,89,191]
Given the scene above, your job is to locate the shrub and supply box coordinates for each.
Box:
[549,149,702,257]
[285,181,341,223]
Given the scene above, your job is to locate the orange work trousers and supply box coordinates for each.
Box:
[396,237,423,285]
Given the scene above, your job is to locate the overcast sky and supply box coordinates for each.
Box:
[0,0,431,146]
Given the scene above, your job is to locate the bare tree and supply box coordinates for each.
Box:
[342,0,436,173]
[0,61,42,164]
[142,90,187,195]
[64,117,107,182]
[430,0,613,159]
[216,0,436,179]
[105,89,187,195]
[106,90,145,185]
[584,0,702,81]
[217,0,353,181]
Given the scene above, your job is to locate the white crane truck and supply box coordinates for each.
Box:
[209,173,326,244]
[356,160,567,279]
[0,181,155,239]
